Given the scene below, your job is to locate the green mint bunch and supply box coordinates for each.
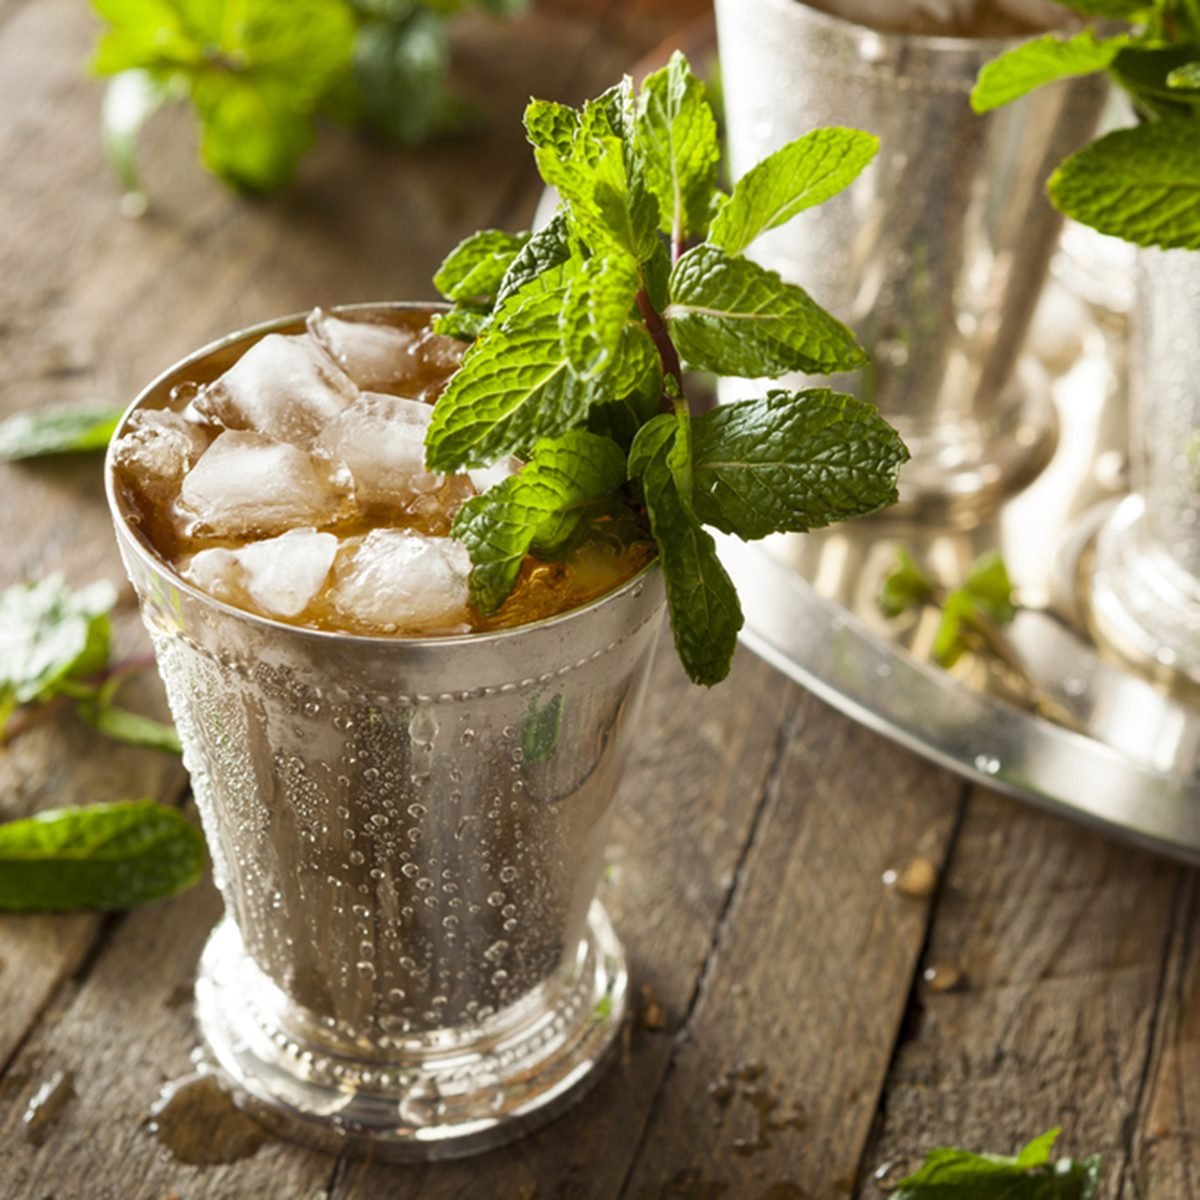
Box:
[427,54,909,686]
[971,0,1200,249]
[90,0,523,201]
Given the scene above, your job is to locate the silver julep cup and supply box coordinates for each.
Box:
[1086,249,1200,692]
[105,308,666,1160]
[714,0,1108,521]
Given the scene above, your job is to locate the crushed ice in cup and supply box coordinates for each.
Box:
[468,457,520,495]
[192,333,357,447]
[307,308,422,390]
[180,430,349,537]
[111,409,212,504]
[184,528,338,618]
[315,393,441,508]
[330,529,471,633]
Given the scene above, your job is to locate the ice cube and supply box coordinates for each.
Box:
[192,333,357,447]
[111,408,212,504]
[180,430,350,537]
[329,529,471,633]
[315,393,441,507]
[468,456,520,495]
[183,528,338,618]
[307,308,423,390]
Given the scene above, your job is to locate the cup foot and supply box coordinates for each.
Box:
[1082,494,1200,697]
[194,903,627,1162]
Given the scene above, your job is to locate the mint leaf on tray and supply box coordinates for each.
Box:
[0,404,127,461]
[428,51,908,686]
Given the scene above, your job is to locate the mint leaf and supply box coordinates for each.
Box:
[880,549,935,618]
[893,1128,1102,1199]
[533,94,660,259]
[962,552,1016,624]
[0,577,116,712]
[92,0,356,191]
[561,254,642,379]
[495,212,575,307]
[0,801,205,912]
[0,404,127,461]
[425,288,606,470]
[634,50,720,241]
[524,98,581,155]
[971,30,1128,114]
[451,432,627,612]
[353,8,449,146]
[933,590,979,668]
[433,304,491,341]
[79,703,182,755]
[1048,120,1200,249]
[667,244,866,377]
[687,389,908,538]
[435,229,530,304]
[636,423,743,687]
[709,128,879,256]
[1169,62,1200,89]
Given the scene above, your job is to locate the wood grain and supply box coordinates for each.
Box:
[855,789,1182,1199]
[619,694,964,1199]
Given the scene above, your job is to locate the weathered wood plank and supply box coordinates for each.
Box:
[1120,872,1199,1200]
[855,789,1181,1200]
[333,649,796,1198]
[619,694,964,1199]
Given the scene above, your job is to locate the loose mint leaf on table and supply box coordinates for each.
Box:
[91,0,356,191]
[634,51,721,242]
[667,244,867,378]
[78,703,183,756]
[970,30,1129,114]
[0,576,115,714]
[0,404,127,461]
[0,801,205,912]
[1048,120,1200,249]
[893,1127,1102,1199]
[961,552,1016,625]
[688,390,908,539]
[630,417,743,687]
[434,229,531,305]
[709,128,879,256]
[452,431,627,613]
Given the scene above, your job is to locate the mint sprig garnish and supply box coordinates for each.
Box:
[893,1126,1101,1199]
[428,52,907,686]
[89,0,524,200]
[971,1,1200,249]
[0,576,180,754]
[0,801,204,912]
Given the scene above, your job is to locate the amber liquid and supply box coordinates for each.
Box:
[113,308,656,637]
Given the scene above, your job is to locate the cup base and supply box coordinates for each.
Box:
[194,903,627,1162]
[1082,494,1200,698]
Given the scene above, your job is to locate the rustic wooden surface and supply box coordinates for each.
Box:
[0,1,1192,1197]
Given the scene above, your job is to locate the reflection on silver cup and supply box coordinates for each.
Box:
[105,312,667,1161]
[714,0,1108,520]
[1086,248,1200,693]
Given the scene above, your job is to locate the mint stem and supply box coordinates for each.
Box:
[635,287,685,414]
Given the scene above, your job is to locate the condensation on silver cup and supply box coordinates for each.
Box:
[106,304,666,1160]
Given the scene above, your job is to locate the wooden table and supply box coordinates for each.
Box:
[0,2,1192,1197]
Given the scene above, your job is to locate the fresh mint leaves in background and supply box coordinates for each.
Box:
[0,576,179,755]
[893,1127,1102,1199]
[0,801,204,912]
[89,0,525,201]
[429,53,909,687]
[971,0,1200,249]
